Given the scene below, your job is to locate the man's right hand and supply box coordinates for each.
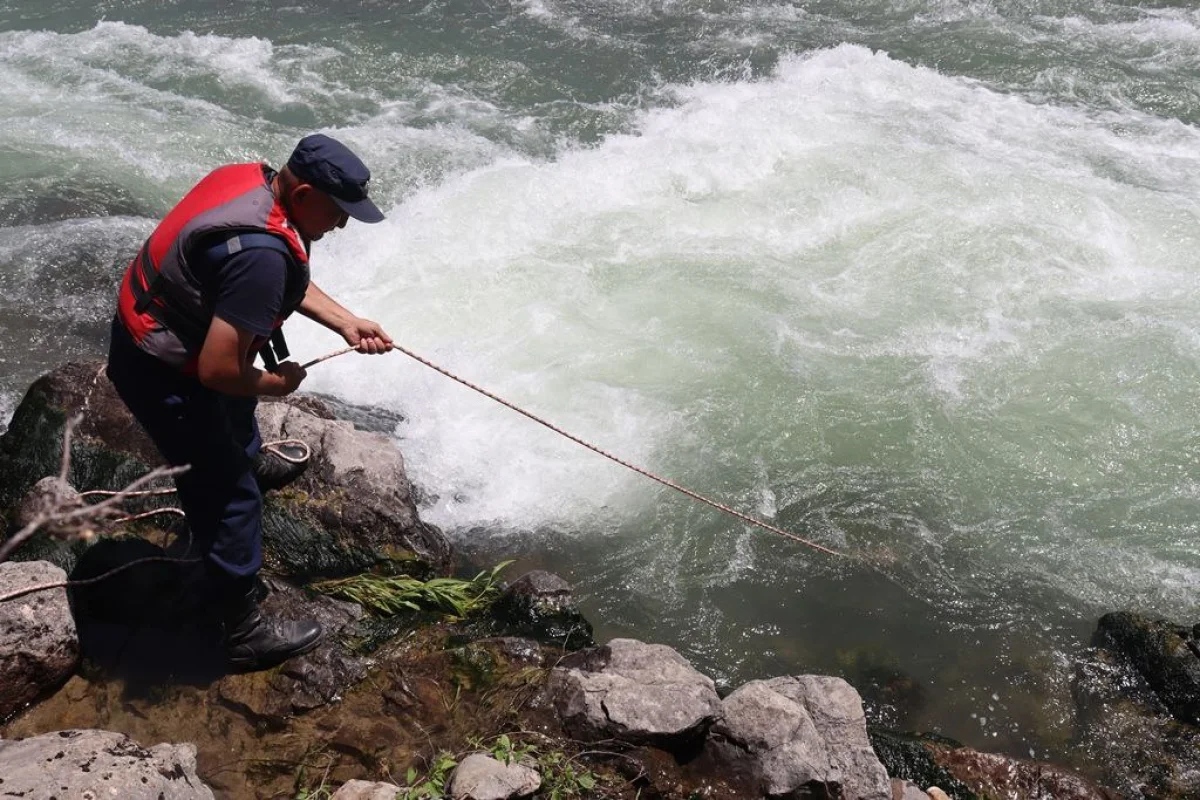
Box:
[274,361,307,395]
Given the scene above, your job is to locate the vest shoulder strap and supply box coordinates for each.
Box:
[202,231,295,263]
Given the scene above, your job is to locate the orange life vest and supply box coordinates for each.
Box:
[116,163,310,372]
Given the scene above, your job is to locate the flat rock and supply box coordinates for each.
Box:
[448,752,542,800]
[0,728,214,799]
[547,638,720,751]
[708,676,890,800]
[333,779,405,799]
[0,560,79,719]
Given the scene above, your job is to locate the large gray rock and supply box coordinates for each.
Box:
[0,560,79,719]
[547,638,721,751]
[447,753,542,800]
[0,729,214,798]
[257,397,451,578]
[708,676,890,800]
[332,779,405,799]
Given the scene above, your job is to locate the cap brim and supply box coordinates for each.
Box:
[333,195,385,224]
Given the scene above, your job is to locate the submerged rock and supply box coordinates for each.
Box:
[0,361,450,579]
[447,752,542,800]
[922,744,1120,800]
[547,637,721,751]
[707,676,890,800]
[0,728,214,799]
[1072,640,1200,799]
[1093,611,1200,726]
[0,560,79,720]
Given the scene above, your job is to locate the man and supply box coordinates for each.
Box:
[106,134,393,672]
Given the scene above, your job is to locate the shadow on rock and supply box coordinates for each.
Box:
[68,538,227,689]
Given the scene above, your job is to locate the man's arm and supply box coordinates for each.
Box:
[197,316,306,397]
[298,282,394,354]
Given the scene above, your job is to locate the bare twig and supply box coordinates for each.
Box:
[0,416,195,596]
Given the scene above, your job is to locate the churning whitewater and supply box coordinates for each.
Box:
[3,0,1200,763]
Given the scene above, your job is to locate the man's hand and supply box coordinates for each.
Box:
[340,316,394,355]
[274,361,308,395]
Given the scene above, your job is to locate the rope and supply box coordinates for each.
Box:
[1,343,839,605]
[304,345,842,558]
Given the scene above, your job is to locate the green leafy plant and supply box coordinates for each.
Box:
[314,561,513,619]
[538,749,600,799]
[397,752,458,799]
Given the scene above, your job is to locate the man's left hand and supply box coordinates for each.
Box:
[340,317,394,354]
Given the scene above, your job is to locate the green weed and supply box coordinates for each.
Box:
[314,561,513,619]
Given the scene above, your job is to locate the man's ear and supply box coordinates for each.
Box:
[290,183,314,207]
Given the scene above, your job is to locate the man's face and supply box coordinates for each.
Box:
[287,183,349,242]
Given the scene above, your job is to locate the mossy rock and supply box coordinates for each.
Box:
[868,728,979,800]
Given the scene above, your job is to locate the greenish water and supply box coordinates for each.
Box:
[3,0,1200,778]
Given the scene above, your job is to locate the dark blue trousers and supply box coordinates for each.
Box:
[106,318,264,578]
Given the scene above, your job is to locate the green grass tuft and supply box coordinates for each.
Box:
[314,561,514,619]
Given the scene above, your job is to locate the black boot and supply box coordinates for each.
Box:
[221,579,323,673]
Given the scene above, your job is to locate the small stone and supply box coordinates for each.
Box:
[891,778,931,800]
[447,753,541,800]
[926,788,951,800]
[331,779,404,799]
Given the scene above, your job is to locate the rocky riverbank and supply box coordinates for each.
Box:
[0,363,1195,799]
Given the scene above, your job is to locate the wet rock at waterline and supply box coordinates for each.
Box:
[547,637,721,750]
[0,560,79,720]
[870,727,1119,800]
[257,397,450,578]
[447,752,542,800]
[492,570,594,650]
[0,729,215,799]
[707,676,891,800]
[0,361,450,579]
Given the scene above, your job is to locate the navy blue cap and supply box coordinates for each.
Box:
[287,133,384,223]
